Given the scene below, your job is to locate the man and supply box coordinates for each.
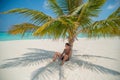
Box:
[53,43,71,65]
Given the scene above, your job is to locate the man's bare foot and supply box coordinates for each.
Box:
[60,62,64,66]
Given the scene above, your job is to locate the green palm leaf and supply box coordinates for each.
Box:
[33,20,54,37]
[71,0,106,28]
[73,0,106,17]
[57,0,83,14]
[48,0,64,16]
[8,23,38,37]
[2,8,52,25]
[84,7,120,37]
[108,7,120,19]
[34,20,70,39]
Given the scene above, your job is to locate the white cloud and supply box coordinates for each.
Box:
[107,4,116,9]
[107,1,120,9]
[43,0,49,10]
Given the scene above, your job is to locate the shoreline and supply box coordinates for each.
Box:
[0,37,119,41]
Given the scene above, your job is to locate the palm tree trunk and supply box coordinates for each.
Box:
[68,37,75,57]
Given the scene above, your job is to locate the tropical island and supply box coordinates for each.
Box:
[0,0,120,80]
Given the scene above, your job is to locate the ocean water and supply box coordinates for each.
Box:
[0,32,86,41]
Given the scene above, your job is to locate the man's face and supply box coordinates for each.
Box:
[65,45,69,49]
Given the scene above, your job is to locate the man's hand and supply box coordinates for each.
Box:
[60,53,64,59]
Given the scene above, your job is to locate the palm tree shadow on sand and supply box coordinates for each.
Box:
[0,48,120,80]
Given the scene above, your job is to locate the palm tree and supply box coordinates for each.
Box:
[0,0,120,80]
[2,0,120,51]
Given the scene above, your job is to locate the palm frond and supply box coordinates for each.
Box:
[108,7,120,19]
[33,20,54,37]
[8,23,38,36]
[48,0,64,16]
[70,57,120,75]
[71,4,84,16]
[71,3,92,28]
[58,16,77,38]
[71,0,106,28]
[74,0,106,18]
[57,0,83,14]
[0,48,55,68]
[81,7,120,38]
[88,20,120,37]
[2,8,52,25]
[31,62,59,80]
[34,19,70,39]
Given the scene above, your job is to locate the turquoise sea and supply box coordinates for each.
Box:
[0,32,86,41]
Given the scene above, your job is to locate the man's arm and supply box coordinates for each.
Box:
[61,49,65,57]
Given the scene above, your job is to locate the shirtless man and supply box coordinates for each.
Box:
[53,43,71,65]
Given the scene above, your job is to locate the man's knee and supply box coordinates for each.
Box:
[64,55,68,59]
[55,52,58,54]
[55,52,60,56]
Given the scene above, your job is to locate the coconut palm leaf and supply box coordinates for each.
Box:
[0,49,55,68]
[73,0,106,18]
[108,7,120,19]
[70,57,120,75]
[87,20,120,37]
[34,19,71,39]
[71,0,106,28]
[84,7,120,37]
[33,20,54,37]
[8,23,39,37]
[2,8,52,25]
[57,0,83,14]
[31,62,60,80]
[57,17,76,38]
[71,4,84,16]
[48,0,64,16]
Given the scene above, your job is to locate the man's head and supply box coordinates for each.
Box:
[65,43,71,49]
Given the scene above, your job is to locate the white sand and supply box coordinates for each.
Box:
[0,38,120,80]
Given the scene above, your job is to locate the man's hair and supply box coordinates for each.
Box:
[65,43,71,46]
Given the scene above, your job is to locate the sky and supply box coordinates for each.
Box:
[0,0,120,31]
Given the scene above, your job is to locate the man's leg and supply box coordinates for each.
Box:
[53,52,61,62]
[61,55,69,65]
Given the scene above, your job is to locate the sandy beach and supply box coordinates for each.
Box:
[0,38,120,80]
